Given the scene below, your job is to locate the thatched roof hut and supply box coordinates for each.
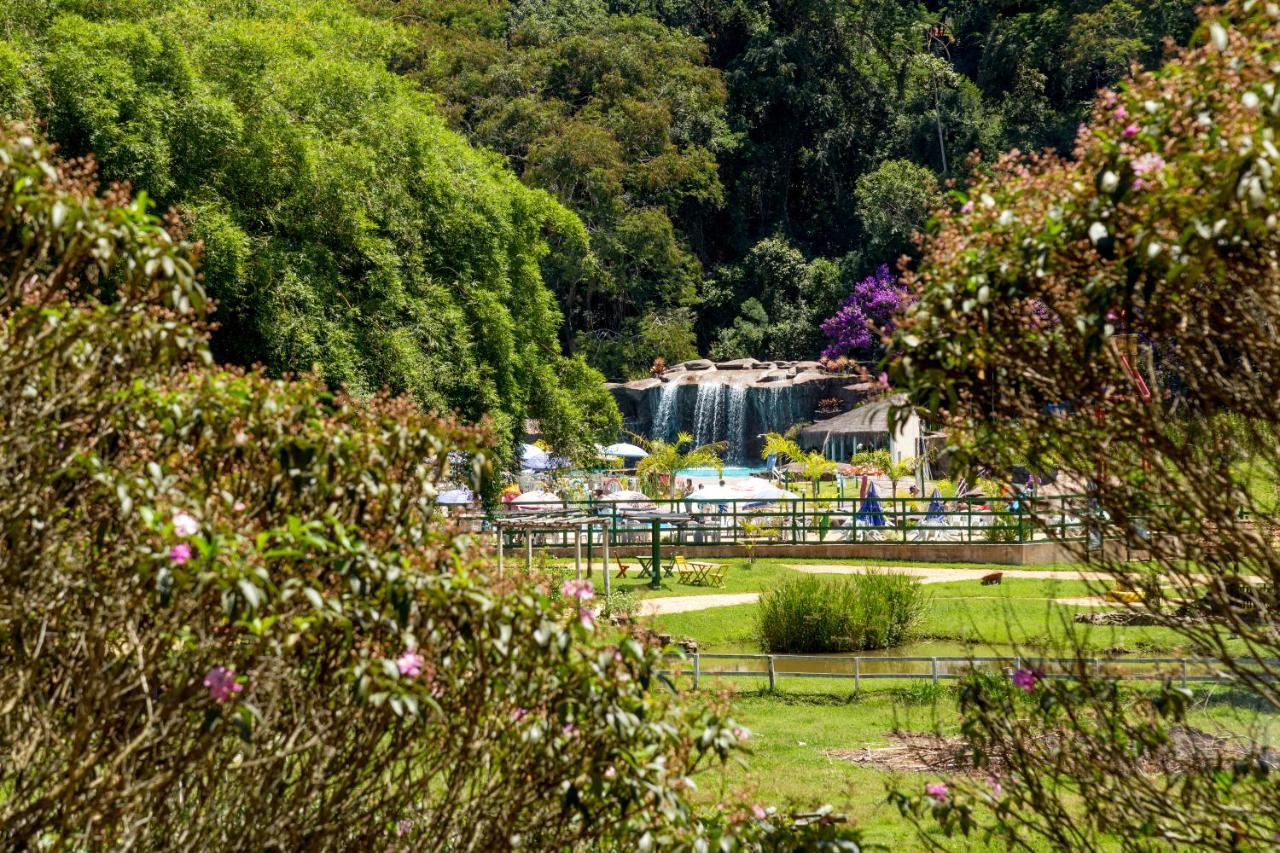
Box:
[798,395,921,462]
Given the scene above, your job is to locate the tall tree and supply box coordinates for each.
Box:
[0,0,619,463]
[374,0,732,378]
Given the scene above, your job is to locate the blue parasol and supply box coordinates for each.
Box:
[857,482,887,527]
[924,487,946,523]
[437,487,474,505]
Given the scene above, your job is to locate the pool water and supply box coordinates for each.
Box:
[676,466,766,479]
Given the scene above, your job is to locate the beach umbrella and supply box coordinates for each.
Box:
[521,443,550,470]
[924,487,946,523]
[522,444,571,470]
[511,490,563,510]
[857,482,886,527]
[601,442,649,460]
[686,485,745,502]
[736,480,799,502]
[437,487,474,505]
[600,489,655,508]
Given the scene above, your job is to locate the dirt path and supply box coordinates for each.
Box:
[640,593,760,615]
[788,564,1113,584]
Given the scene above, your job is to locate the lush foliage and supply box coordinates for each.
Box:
[364,0,729,380]
[756,574,926,653]
[820,264,910,360]
[359,0,1196,375]
[636,431,725,498]
[0,0,618,463]
[890,0,1280,846]
[760,433,836,497]
[706,236,848,362]
[0,126,864,849]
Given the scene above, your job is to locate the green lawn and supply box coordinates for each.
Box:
[564,556,1096,600]
[647,574,1241,656]
[604,558,1280,848]
[682,677,1275,850]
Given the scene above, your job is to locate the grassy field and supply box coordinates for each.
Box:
[563,556,1280,848]
[575,556,1095,600]
[677,676,1278,849]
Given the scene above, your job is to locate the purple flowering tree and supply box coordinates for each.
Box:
[820,264,910,360]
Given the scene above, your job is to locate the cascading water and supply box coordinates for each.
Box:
[756,385,803,435]
[725,385,749,465]
[652,380,680,441]
[692,383,727,449]
[631,370,830,463]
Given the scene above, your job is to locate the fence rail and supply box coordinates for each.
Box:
[658,652,1275,691]
[468,493,1131,550]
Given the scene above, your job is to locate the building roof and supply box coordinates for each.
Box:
[798,395,905,440]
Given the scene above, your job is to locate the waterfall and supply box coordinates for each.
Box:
[757,385,801,435]
[726,384,748,465]
[692,383,726,448]
[653,380,680,441]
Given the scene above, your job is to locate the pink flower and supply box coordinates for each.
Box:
[396,650,425,678]
[169,542,193,564]
[1012,667,1043,691]
[733,726,750,742]
[203,666,243,703]
[751,804,768,820]
[989,776,1003,798]
[603,765,617,780]
[562,723,579,739]
[877,372,890,388]
[1131,152,1165,176]
[560,578,595,602]
[233,501,246,512]
[397,819,412,837]
[578,608,595,631]
[512,707,529,721]
[926,782,949,802]
[960,200,974,213]
[1123,124,1140,138]
[172,511,199,537]
[1113,105,1127,120]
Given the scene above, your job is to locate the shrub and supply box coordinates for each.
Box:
[756,573,928,653]
[0,126,860,850]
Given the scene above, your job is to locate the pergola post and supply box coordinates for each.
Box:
[649,517,662,590]
[574,527,582,580]
[602,522,611,597]
[526,534,533,571]
[497,523,504,575]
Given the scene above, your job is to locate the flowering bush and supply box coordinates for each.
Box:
[819,264,910,360]
[888,1,1280,847]
[0,126,860,849]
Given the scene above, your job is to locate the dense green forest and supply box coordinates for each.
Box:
[0,0,1200,455]
[370,0,1198,377]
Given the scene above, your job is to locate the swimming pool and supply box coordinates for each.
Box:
[676,466,766,479]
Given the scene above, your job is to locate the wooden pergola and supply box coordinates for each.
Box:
[492,511,614,595]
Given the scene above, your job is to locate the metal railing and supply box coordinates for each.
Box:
[470,494,1120,550]
[659,652,1273,691]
